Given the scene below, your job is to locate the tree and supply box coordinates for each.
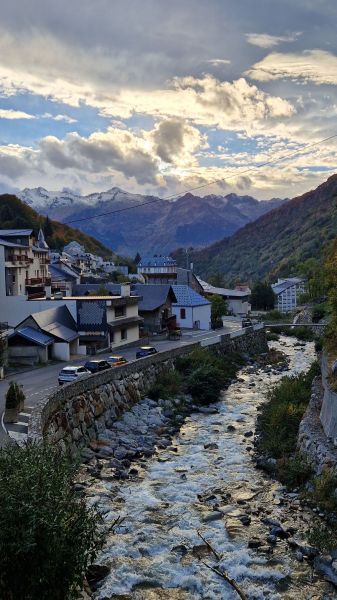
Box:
[44,215,54,239]
[134,252,141,265]
[88,285,110,296]
[208,272,226,287]
[0,443,103,600]
[251,281,275,311]
[209,294,228,328]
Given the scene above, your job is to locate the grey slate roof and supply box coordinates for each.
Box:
[9,327,54,347]
[197,278,251,298]
[73,283,121,295]
[0,229,33,236]
[272,278,305,295]
[18,305,78,342]
[138,256,176,268]
[172,285,210,307]
[133,284,177,311]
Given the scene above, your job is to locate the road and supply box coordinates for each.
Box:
[0,322,241,444]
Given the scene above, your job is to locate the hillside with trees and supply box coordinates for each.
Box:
[0,194,112,257]
[173,174,337,285]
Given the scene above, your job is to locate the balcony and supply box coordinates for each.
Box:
[25,277,52,287]
[5,254,33,266]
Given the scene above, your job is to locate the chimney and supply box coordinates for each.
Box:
[121,283,131,297]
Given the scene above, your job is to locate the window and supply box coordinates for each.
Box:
[115,305,126,318]
[121,328,127,340]
[180,308,186,319]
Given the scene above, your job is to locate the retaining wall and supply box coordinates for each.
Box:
[320,353,337,442]
[28,327,268,452]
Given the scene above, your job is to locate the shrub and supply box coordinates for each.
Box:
[147,370,182,400]
[266,331,280,342]
[5,381,25,410]
[0,443,103,600]
[307,524,337,553]
[175,347,244,405]
[310,468,337,513]
[185,364,226,404]
[257,362,320,459]
[312,303,327,323]
[263,310,289,322]
[277,454,313,488]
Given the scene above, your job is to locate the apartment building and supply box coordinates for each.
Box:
[137,256,177,284]
[271,277,306,313]
[0,229,50,299]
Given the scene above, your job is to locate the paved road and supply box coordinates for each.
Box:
[0,323,241,443]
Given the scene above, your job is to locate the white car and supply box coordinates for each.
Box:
[58,365,90,385]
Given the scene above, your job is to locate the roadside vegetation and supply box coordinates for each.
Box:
[0,442,103,600]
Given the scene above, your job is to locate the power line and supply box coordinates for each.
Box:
[65,132,337,226]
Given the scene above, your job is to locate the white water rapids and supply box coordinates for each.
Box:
[82,338,337,600]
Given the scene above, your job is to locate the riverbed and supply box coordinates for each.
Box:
[82,337,337,599]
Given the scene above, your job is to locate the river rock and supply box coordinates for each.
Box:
[314,557,337,587]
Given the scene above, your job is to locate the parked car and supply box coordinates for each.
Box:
[136,346,158,359]
[107,355,128,367]
[242,318,253,328]
[84,359,112,373]
[58,365,90,385]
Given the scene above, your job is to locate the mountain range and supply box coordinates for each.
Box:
[19,187,286,257]
[173,173,337,284]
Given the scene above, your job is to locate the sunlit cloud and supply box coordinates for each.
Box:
[246,49,337,85]
[246,32,301,49]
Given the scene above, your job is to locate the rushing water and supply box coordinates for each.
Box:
[82,337,337,600]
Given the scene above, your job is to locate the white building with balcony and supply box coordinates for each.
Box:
[0,229,50,299]
[137,256,177,284]
[271,277,306,313]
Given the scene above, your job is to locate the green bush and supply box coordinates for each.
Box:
[310,468,337,513]
[263,310,289,322]
[266,331,280,342]
[175,347,244,405]
[277,454,313,488]
[312,303,327,323]
[257,362,320,459]
[147,370,182,400]
[307,524,337,553]
[0,443,103,600]
[5,381,25,410]
[185,364,226,404]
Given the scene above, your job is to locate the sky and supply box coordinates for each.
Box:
[0,0,337,200]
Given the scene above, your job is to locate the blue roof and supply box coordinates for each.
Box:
[138,256,176,268]
[10,327,54,347]
[172,285,210,307]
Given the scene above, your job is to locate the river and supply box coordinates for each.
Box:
[82,337,337,600]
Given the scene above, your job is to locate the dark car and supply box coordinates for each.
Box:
[242,318,253,328]
[136,346,158,359]
[84,359,112,373]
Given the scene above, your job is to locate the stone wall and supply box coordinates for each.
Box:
[320,353,337,442]
[28,327,268,452]
[298,377,337,475]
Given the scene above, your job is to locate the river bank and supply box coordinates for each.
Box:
[80,337,337,599]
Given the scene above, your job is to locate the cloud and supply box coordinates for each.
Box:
[246,49,337,84]
[0,108,35,119]
[207,59,231,66]
[101,76,295,135]
[150,119,203,166]
[41,113,77,123]
[246,32,301,49]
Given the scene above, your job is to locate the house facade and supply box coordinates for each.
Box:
[9,305,79,363]
[271,277,306,313]
[133,283,177,333]
[172,285,211,330]
[137,256,177,284]
[0,229,51,299]
[70,284,142,352]
[197,278,251,316]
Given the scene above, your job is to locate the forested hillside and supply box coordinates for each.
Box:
[174,174,337,284]
[0,194,112,257]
